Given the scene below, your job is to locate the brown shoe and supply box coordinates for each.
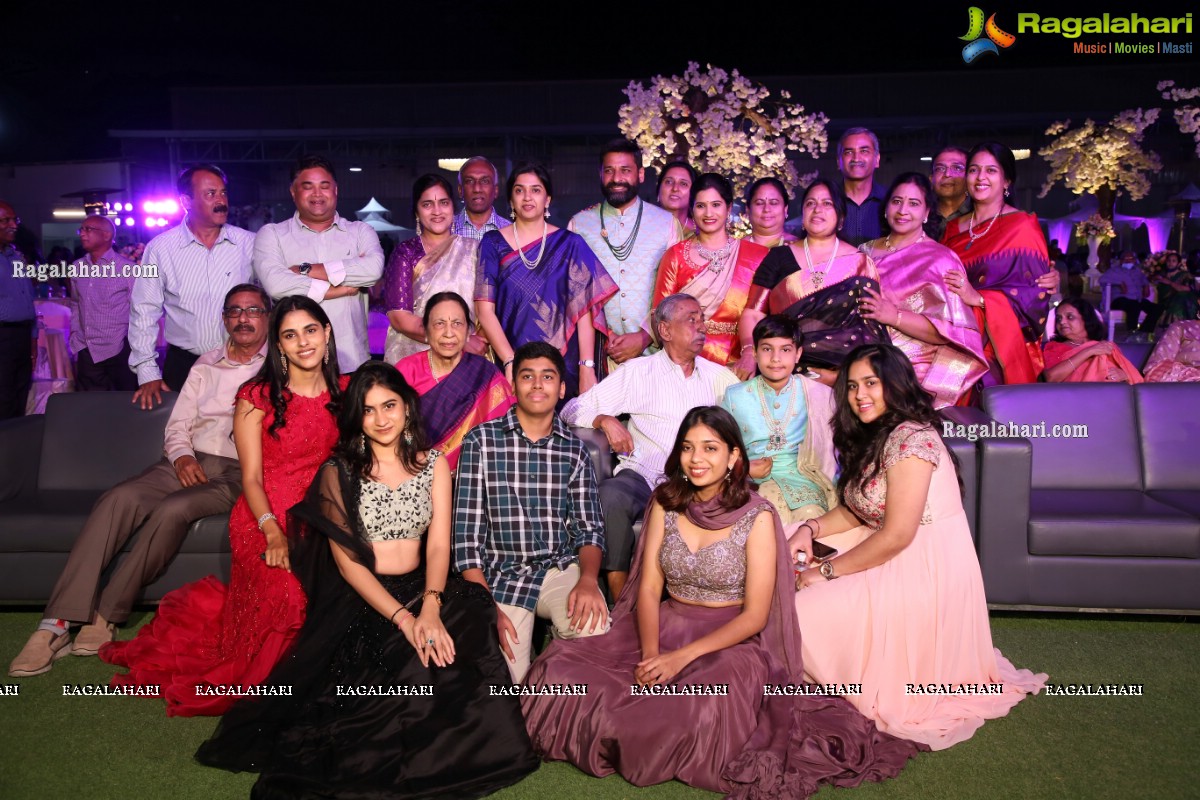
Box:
[8,630,72,677]
[72,622,116,656]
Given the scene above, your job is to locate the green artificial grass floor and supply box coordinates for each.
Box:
[0,610,1196,800]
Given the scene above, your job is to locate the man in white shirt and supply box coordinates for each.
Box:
[254,155,383,371]
[9,285,269,677]
[128,164,255,408]
[569,139,678,366]
[561,294,737,599]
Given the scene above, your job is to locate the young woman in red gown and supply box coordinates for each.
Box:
[101,296,348,716]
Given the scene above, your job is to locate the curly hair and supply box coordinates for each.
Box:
[832,344,957,503]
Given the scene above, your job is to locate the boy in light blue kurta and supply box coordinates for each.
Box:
[722,315,837,523]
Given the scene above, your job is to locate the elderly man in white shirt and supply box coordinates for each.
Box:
[561,293,737,599]
[253,155,384,371]
[128,164,255,408]
[10,285,270,677]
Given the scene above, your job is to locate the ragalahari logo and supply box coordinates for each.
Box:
[960,7,1017,62]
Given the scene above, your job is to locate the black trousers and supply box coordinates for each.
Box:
[597,469,653,572]
[0,321,33,419]
[162,344,201,392]
[1110,298,1162,332]
[76,340,138,391]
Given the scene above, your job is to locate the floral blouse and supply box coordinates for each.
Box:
[845,422,940,530]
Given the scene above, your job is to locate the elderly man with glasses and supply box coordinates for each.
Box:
[9,284,270,677]
[71,215,140,390]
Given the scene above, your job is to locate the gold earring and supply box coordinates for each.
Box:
[279,353,288,375]
[415,219,423,236]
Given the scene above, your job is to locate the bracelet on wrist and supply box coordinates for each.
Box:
[390,607,409,626]
[422,589,444,606]
[256,512,277,531]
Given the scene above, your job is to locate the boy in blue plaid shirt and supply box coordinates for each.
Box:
[455,341,610,681]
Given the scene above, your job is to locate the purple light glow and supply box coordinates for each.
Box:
[125,217,135,226]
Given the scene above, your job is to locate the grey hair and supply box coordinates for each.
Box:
[837,127,880,158]
[457,156,499,186]
[653,293,699,341]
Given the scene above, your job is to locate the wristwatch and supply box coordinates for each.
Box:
[578,359,596,368]
[818,561,838,580]
[298,262,312,275]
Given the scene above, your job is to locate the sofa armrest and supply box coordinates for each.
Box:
[571,426,617,482]
[0,415,45,502]
[977,437,1033,605]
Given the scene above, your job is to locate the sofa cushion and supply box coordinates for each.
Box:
[1148,491,1200,522]
[39,391,176,492]
[1136,384,1200,491]
[1120,341,1155,372]
[984,384,1140,491]
[0,491,106,550]
[1028,489,1200,558]
[178,514,232,553]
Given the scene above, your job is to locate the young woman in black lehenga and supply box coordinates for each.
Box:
[196,362,537,799]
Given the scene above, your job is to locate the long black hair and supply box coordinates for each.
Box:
[832,344,956,503]
[333,362,430,479]
[654,406,752,512]
[244,295,342,438]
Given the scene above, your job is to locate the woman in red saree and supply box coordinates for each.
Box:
[396,292,514,470]
[1043,297,1143,384]
[943,142,1060,394]
[653,173,769,376]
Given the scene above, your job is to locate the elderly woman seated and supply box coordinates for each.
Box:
[1144,318,1200,383]
[396,292,514,469]
[1042,297,1143,384]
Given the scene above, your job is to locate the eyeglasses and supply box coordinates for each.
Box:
[77,226,106,234]
[222,306,267,319]
[932,164,967,176]
[0,216,20,226]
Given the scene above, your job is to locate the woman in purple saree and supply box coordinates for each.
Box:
[396,292,513,470]
[475,162,616,403]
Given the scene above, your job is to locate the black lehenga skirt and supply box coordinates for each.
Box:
[196,570,538,799]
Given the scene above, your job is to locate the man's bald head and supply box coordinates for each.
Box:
[79,214,115,254]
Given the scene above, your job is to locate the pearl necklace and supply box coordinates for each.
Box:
[965,209,1002,250]
[802,237,838,290]
[513,220,548,269]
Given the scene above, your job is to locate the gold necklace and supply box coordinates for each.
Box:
[884,231,926,252]
[755,376,797,451]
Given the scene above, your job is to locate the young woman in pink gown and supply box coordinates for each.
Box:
[791,343,1046,749]
[101,296,347,716]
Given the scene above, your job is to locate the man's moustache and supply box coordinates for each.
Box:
[213,205,229,214]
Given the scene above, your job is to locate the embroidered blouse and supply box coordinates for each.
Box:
[658,507,764,604]
[358,450,440,542]
[845,422,939,531]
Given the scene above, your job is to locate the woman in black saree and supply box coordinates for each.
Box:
[196,362,537,799]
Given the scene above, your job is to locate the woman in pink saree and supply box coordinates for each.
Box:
[858,173,987,407]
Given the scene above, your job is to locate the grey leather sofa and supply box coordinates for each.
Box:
[0,392,232,603]
[980,382,1200,612]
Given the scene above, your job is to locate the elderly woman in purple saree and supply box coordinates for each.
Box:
[396,292,514,470]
